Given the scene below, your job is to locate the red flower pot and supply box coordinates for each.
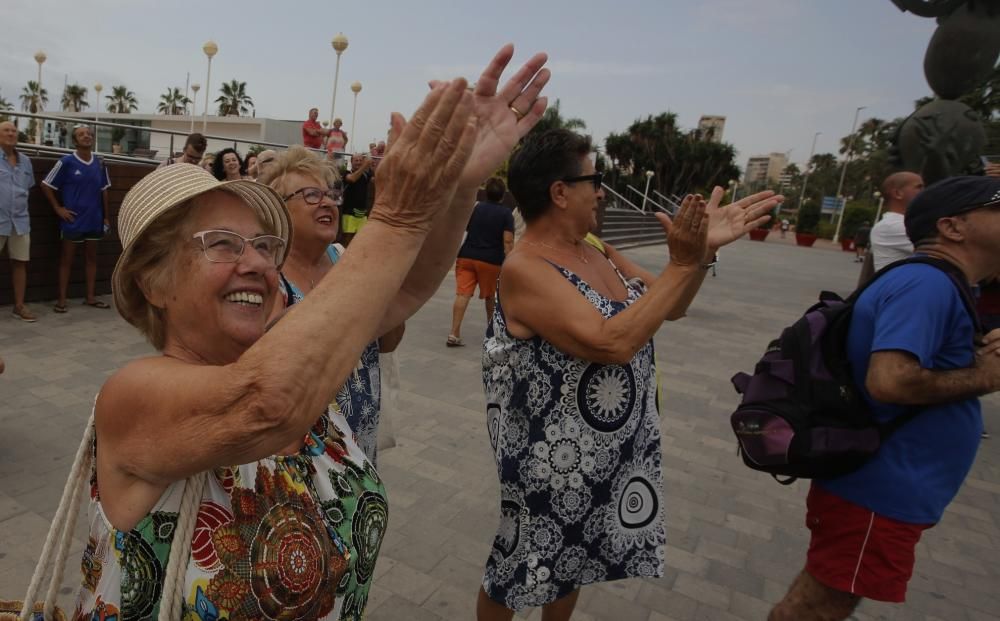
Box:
[795,233,818,247]
[840,238,855,252]
[748,229,769,242]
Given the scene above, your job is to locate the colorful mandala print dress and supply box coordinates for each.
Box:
[73,407,388,621]
[482,261,666,610]
[278,245,383,466]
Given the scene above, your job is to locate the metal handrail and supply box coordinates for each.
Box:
[652,190,681,213]
[2,110,357,160]
[601,184,645,213]
[626,184,669,213]
[14,142,158,165]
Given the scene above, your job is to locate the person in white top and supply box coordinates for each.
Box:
[870,172,924,270]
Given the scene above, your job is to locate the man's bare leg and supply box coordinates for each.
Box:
[769,570,860,621]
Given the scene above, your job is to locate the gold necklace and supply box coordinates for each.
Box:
[524,239,589,264]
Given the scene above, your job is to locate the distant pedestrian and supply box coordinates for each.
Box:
[0,120,37,322]
[870,172,924,270]
[340,153,374,246]
[780,217,790,238]
[41,125,111,312]
[326,117,348,160]
[302,107,326,150]
[157,132,207,168]
[447,177,513,347]
[853,220,871,262]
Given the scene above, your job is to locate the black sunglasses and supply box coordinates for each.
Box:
[561,173,603,191]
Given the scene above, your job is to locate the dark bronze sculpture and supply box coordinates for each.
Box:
[890,0,1000,182]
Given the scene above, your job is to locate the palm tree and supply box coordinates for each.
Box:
[19,80,48,113]
[215,80,254,117]
[0,91,12,122]
[61,83,89,112]
[157,87,191,115]
[525,99,586,140]
[105,85,139,113]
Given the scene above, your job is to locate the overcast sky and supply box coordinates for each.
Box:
[0,0,937,169]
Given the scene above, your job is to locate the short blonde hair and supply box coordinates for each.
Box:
[259,145,340,195]
[116,202,193,350]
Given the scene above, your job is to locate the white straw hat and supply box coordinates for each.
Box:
[112,163,292,322]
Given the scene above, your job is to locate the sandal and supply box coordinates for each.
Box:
[12,305,38,322]
[446,335,465,347]
[83,300,111,309]
[53,304,68,313]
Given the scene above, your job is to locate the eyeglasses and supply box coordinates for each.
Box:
[192,229,286,266]
[283,186,339,205]
[561,173,604,191]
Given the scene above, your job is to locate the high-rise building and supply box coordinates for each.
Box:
[743,152,789,186]
[697,115,726,143]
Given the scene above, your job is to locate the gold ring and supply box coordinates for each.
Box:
[510,105,525,120]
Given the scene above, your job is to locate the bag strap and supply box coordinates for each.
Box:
[18,407,205,621]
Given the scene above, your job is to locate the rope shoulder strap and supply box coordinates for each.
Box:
[17,404,204,621]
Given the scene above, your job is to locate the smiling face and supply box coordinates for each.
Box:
[309,108,319,121]
[283,172,339,246]
[158,191,280,364]
[222,152,241,177]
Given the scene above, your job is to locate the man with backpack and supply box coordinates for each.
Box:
[770,176,1000,620]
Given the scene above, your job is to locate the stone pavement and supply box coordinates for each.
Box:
[1,238,998,620]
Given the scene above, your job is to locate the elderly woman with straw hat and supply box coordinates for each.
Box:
[62,46,550,621]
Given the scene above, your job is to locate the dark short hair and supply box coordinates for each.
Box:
[185,133,207,153]
[508,129,592,222]
[211,147,243,181]
[484,177,506,203]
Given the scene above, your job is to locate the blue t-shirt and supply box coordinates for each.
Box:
[42,153,110,234]
[818,263,982,524]
[457,201,514,266]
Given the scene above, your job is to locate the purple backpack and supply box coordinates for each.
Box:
[730,256,980,484]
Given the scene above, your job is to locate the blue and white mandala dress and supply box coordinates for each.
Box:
[481,260,665,610]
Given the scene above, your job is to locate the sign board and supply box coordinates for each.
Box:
[821,196,845,215]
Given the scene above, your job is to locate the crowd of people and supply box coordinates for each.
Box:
[2,43,1000,621]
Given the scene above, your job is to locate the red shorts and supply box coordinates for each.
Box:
[455,258,500,299]
[805,484,932,603]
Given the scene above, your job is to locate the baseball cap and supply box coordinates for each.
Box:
[905,175,1000,244]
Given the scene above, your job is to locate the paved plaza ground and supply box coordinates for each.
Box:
[1,235,998,620]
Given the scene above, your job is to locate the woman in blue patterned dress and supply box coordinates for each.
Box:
[477,129,783,620]
[74,46,554,621]
[263,146,405,466]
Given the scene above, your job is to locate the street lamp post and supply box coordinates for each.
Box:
[832,106,866,243]
[350,81,362,143]
[873,191,885,222]
[796,131,821,217]
[329,34,349,125]
[202,40,218,133]
[93,83,103,153]
[641,170,655,212]
[190,84,200,133]
[33,50,46,144]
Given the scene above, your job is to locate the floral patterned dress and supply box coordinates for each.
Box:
[481,260,665,610]
[279,244,383,466]
[73,407,388,621]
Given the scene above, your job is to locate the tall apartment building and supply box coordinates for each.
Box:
[697,115,726,143]
[743,152,789,186]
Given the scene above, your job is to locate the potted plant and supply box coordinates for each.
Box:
[795,202,820,247]
[748,207,774,241]
[111,127,125,154]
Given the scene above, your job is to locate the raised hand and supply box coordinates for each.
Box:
[431,44,550,188]
[655,194,709,267]
[369,79,477,234]
[702,187,784,251]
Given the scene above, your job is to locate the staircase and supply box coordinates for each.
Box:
[599,207,667,250]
